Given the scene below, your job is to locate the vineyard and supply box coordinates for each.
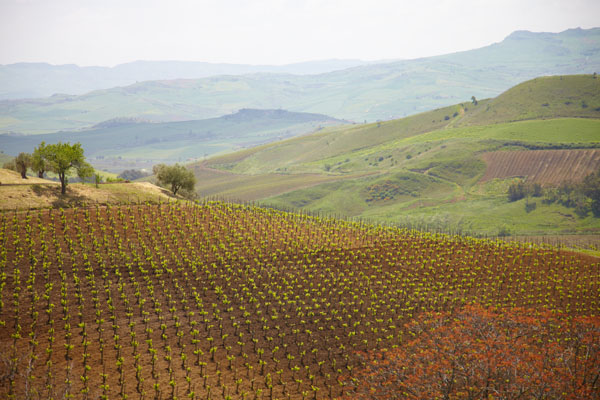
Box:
[480,149,600,185]
[0,201,599,399]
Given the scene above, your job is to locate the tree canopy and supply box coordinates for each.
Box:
[31,141,50,178]
[15,152,31,179]
[153,163,196,196]
[582,167,600,216]
[43,142,92,194]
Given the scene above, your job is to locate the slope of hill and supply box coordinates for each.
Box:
[1,28,599,134]
[0,109,345,172]
[192,75,600,236]
[480,149,600,184]
[456,74,600,126]
[0,168,174,209]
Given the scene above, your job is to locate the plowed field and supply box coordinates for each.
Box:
[480,149,600,184]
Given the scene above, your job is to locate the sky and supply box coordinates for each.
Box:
[1,0,599,67]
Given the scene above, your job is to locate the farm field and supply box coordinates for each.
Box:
[1,201,598,399]
[480,149,600,184]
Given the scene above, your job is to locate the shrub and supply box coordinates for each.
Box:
[349,305,600,400]
[497,226,511,237]
[525,200,537,213]
[507,181,526,202]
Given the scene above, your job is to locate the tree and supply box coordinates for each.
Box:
[471,95,478,105]
[117,169,150,181]
[31,141,50,178]
[15,152,31,179]
[94,173,102,188]
[582,168,600,217]
[530,182,543,197]
[507,180,526,202]
[153,163,196,196]
[44,142,93,194]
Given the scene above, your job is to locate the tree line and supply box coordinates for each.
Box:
[3,142,93,194]
[3,141,196,196]
[507,169,600,217]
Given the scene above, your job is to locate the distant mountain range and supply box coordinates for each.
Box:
[0,59,387,100]
[0,27,598,135]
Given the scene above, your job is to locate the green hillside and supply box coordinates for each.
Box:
[0,109,345,172]
[1,28,599,134]
[456,74,600,126]
[194,75,600,236]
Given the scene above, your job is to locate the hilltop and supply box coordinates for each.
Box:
[193,75,600,236]
[1,28,599,134]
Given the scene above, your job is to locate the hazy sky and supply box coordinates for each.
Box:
[1,0,598,66]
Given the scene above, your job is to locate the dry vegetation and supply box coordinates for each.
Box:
[0,169,173,210]
[0,201,598,399]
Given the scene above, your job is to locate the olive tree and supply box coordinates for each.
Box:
[15,152,32,179]
[44,142,93,194]
[153,163,196,196]
[32,141,50,178]
[582,168,600,217]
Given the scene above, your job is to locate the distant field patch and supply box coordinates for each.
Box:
[480,149,600,184]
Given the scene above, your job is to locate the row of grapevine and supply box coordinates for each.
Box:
[0,201,598,398]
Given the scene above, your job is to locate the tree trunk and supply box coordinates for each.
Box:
[20,169,27,179]
[60,173,66,194]
[38,170,44,178]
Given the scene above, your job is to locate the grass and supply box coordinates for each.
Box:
[401,118,600,145]
[265,172,457,217]
[193,164,373,202]
[456,74,600,126]
[360,194,599,236]
[195,75,600,237]
[0,168,174,209]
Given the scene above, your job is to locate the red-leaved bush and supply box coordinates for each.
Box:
[347,305,600,399]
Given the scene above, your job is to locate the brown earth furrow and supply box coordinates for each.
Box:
[480,149,600,184]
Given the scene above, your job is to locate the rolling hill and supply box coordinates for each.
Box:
[192,74,600,236]
[0,59,383,100]
[1,28,599,134]
[0,109,345,172]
